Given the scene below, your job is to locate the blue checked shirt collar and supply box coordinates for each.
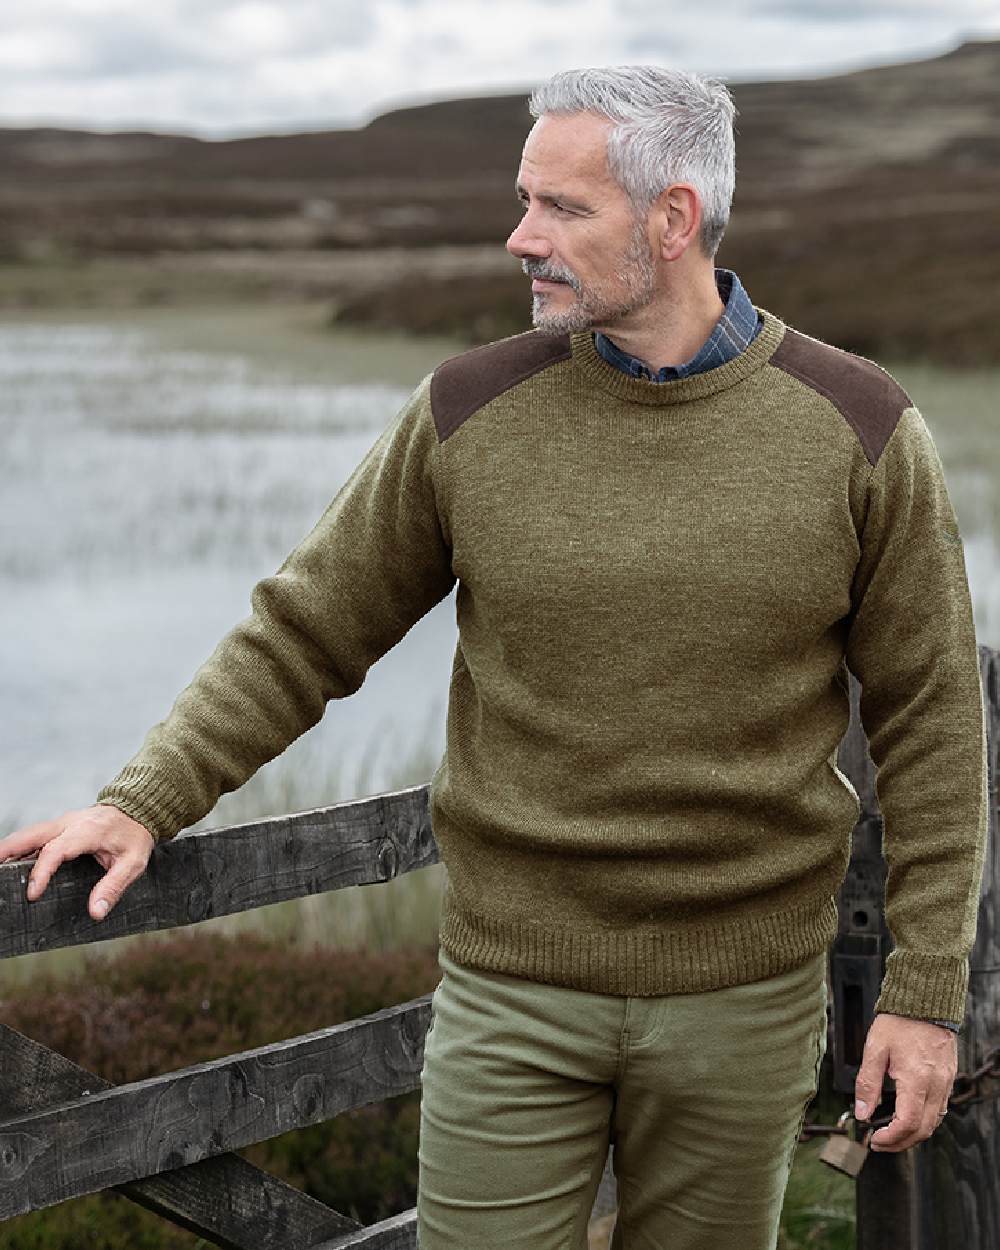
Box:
[594,268,762,381]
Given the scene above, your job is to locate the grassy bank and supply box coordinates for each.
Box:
[2,239,999,367]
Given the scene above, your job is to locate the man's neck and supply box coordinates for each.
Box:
[594,268,725,374]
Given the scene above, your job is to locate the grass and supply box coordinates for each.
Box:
[592,1137,858,1250]
[780,1139,856,1250]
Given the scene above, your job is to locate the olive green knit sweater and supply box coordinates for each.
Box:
[96,309,988,1027]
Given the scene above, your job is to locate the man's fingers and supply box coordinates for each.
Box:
[914,1099,947,1145]
[869,1085,928,1152]
[88,857,145,921]
[6,806,155,921]
[0,819,63,863]
[854,1036,889,1121]
[25,834,81,900]
[856,1015,958,1151]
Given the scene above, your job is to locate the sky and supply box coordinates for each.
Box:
[2,0,999,137]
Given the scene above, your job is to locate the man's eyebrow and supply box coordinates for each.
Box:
[514,182,589,210]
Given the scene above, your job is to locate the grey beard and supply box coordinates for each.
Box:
[526,227,657,334]
[530,272,656,334]
[531,291,598,334]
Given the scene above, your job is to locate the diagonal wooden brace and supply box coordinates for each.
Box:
[0,1021,362,1249]
[0,996,429,1223]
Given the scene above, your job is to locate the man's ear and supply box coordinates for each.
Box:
[652,183,703,262]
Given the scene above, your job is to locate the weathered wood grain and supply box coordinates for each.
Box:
[0,995,431,1221]
[0,783,437,959]
[0,1020,361,1248]
[855,1148,917,1250]
[316,1208,418,1248]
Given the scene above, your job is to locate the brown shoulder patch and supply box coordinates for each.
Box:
[430,331,572,441]
[770,328,911,465]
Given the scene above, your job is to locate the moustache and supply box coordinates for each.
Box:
[521,260,581,291]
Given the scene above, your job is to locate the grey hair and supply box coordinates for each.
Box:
[528,66,737,258]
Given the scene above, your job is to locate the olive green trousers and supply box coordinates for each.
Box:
[417,945,828,1250]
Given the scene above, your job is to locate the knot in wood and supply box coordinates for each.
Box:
[400,1006,430,1060]
[187,883,212,923]
[416,818,431,851]
[376,839,399,881]
[0,1131,45,1182]
[292,1073,326,1122]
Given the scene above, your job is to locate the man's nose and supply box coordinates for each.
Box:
[506,212,551,260]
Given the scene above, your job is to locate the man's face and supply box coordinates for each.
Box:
[506,112,658,335]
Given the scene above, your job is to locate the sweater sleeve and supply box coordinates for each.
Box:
[95,375,455,842]
[846,405,989,1028]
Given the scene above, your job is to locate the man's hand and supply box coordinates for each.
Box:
[0,806,156,922]
[854,1012,958,1151]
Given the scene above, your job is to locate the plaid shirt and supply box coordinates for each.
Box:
[594,268,761,379]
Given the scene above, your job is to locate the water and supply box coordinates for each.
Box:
[890,361,1000,649]
[0,311,464,837]
[2,312,998,839]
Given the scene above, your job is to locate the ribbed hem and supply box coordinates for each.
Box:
[570,307,787,408]
[95,766,191,843]
[874,949,969,1027]
[440,890,839,997]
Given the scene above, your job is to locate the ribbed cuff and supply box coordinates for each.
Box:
[95,766,192,844]
[874,949,969,1028]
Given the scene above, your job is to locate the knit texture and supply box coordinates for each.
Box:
[96,309,988,1027]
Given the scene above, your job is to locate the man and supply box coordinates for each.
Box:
[0,66,988,1250]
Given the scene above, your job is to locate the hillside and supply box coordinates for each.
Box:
[1,38,998,362]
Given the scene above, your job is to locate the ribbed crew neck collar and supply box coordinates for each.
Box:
[571,307,787,406]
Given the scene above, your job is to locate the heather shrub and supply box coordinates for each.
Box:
[0,930,441,1247]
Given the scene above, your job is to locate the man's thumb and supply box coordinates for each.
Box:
[89,893,112,920]
[89,865,129,921]
[854,1040,888,1121]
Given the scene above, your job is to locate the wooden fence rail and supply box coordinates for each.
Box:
[0,783,437,961]
[0,785,442,1247]
[0,998,429,1222]
[1,646,997,1247]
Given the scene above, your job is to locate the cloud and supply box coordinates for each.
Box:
[758,0,997,19]
[0,0,996,135]
[2,1,377,80]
